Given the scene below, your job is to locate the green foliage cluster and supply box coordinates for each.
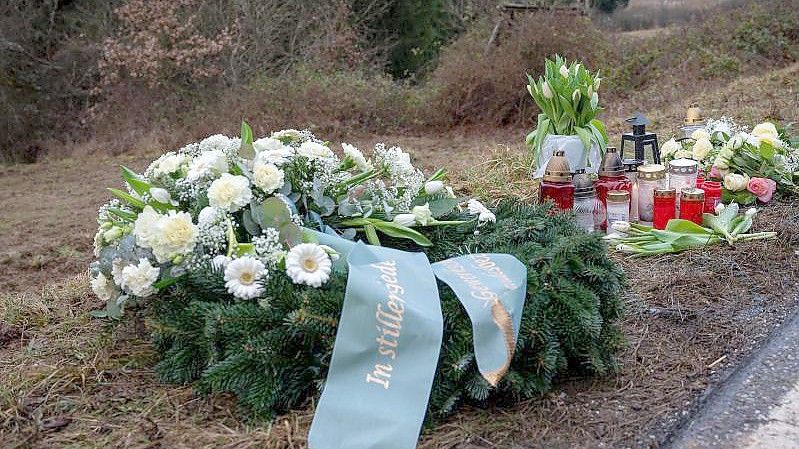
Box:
[148,200,625,420]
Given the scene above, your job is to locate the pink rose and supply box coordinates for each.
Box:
[709,165,722,180]
[747,177,777,203]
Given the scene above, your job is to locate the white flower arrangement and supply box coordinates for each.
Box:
[88,123,495,317]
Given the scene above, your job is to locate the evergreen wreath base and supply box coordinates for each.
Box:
[148,200,625,421]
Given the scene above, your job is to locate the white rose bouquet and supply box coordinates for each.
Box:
[89,123,493,317]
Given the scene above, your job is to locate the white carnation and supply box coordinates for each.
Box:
[342,143,372,171]
[224,256,265,300]
[151,153,186,178]
[187,150,229,180]
[197,206,221,227]
[253,138,294,166]
[149,210,198,263]
[285,243,332,288]
[119,258,160,297]
[208,173,252,212]
[252,163,285,193]
[90,272,119,302]
[134,206,198,263]
[199,134,235,153]
[271,129,303,142]
[297,141,335,160]
[467,199,496,225]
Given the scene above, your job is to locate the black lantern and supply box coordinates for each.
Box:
[621,113,660,164]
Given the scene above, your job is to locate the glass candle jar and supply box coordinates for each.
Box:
[702,181,722,213]
[679,187,705,225]
[637,164,667,225]
[668,158,698,213]
[606,190,630,234]
[572,171,606,232]
[596,147,632,231]
[653,188,677,230]
[624,159,644,223]
[539,150,575,211]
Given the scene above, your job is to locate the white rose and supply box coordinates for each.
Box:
[297,141,334,160]
[392,214,416,227]
[723,173,750,192]
[208,173,252,212]
[187,150,229,180]
[252,163,285,194]
[424,180,445,195]
[90,272,119,302]
[674,149,693,160]
[150,210,198,263]
[690,129,710,141]
[660,138,682,157]
[692,137,713,161]
[119,258,160,297]
[412,203,434,226]
[752,122,779,140]
[342,143,372,171]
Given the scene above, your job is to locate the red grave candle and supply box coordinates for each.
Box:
[702,181,722,213]
[539,150,575,211]
[653,188,676,230]
[679,187,705,225]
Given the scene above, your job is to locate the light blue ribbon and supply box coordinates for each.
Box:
[307,231,527,449]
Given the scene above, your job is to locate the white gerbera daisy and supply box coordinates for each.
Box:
[467,199,496,225]
[207,173,252,212]
[285,243,332,288]
[224,256,265,300]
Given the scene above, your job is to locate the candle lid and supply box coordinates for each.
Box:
[669,158,698,175]
[543,150,572,182]
[638,163,666,180]
[573,171,595,198]
[654,188,676,198]
[606,190,630,202]
[684,104,705,125]
[681,187,705,200]
[599,147,624,177]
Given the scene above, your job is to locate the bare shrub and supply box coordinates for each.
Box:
[427,13,614,128]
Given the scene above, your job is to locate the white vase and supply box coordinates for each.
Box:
[533,134,601,179]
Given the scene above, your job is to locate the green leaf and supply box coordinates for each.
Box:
[364,224,381,246]
[371,221,432,247]
[427,197,460,218]
[239,121,255,160]
[107,207,138,222]
[120,166,151,197]
[664,219,713,235]
[108,188,145,210]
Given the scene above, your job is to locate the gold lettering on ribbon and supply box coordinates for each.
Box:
[440,255,517,387]
[365,260,406,390]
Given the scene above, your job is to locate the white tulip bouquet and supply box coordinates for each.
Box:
[526,55,608,166]
[89,123,495,317]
